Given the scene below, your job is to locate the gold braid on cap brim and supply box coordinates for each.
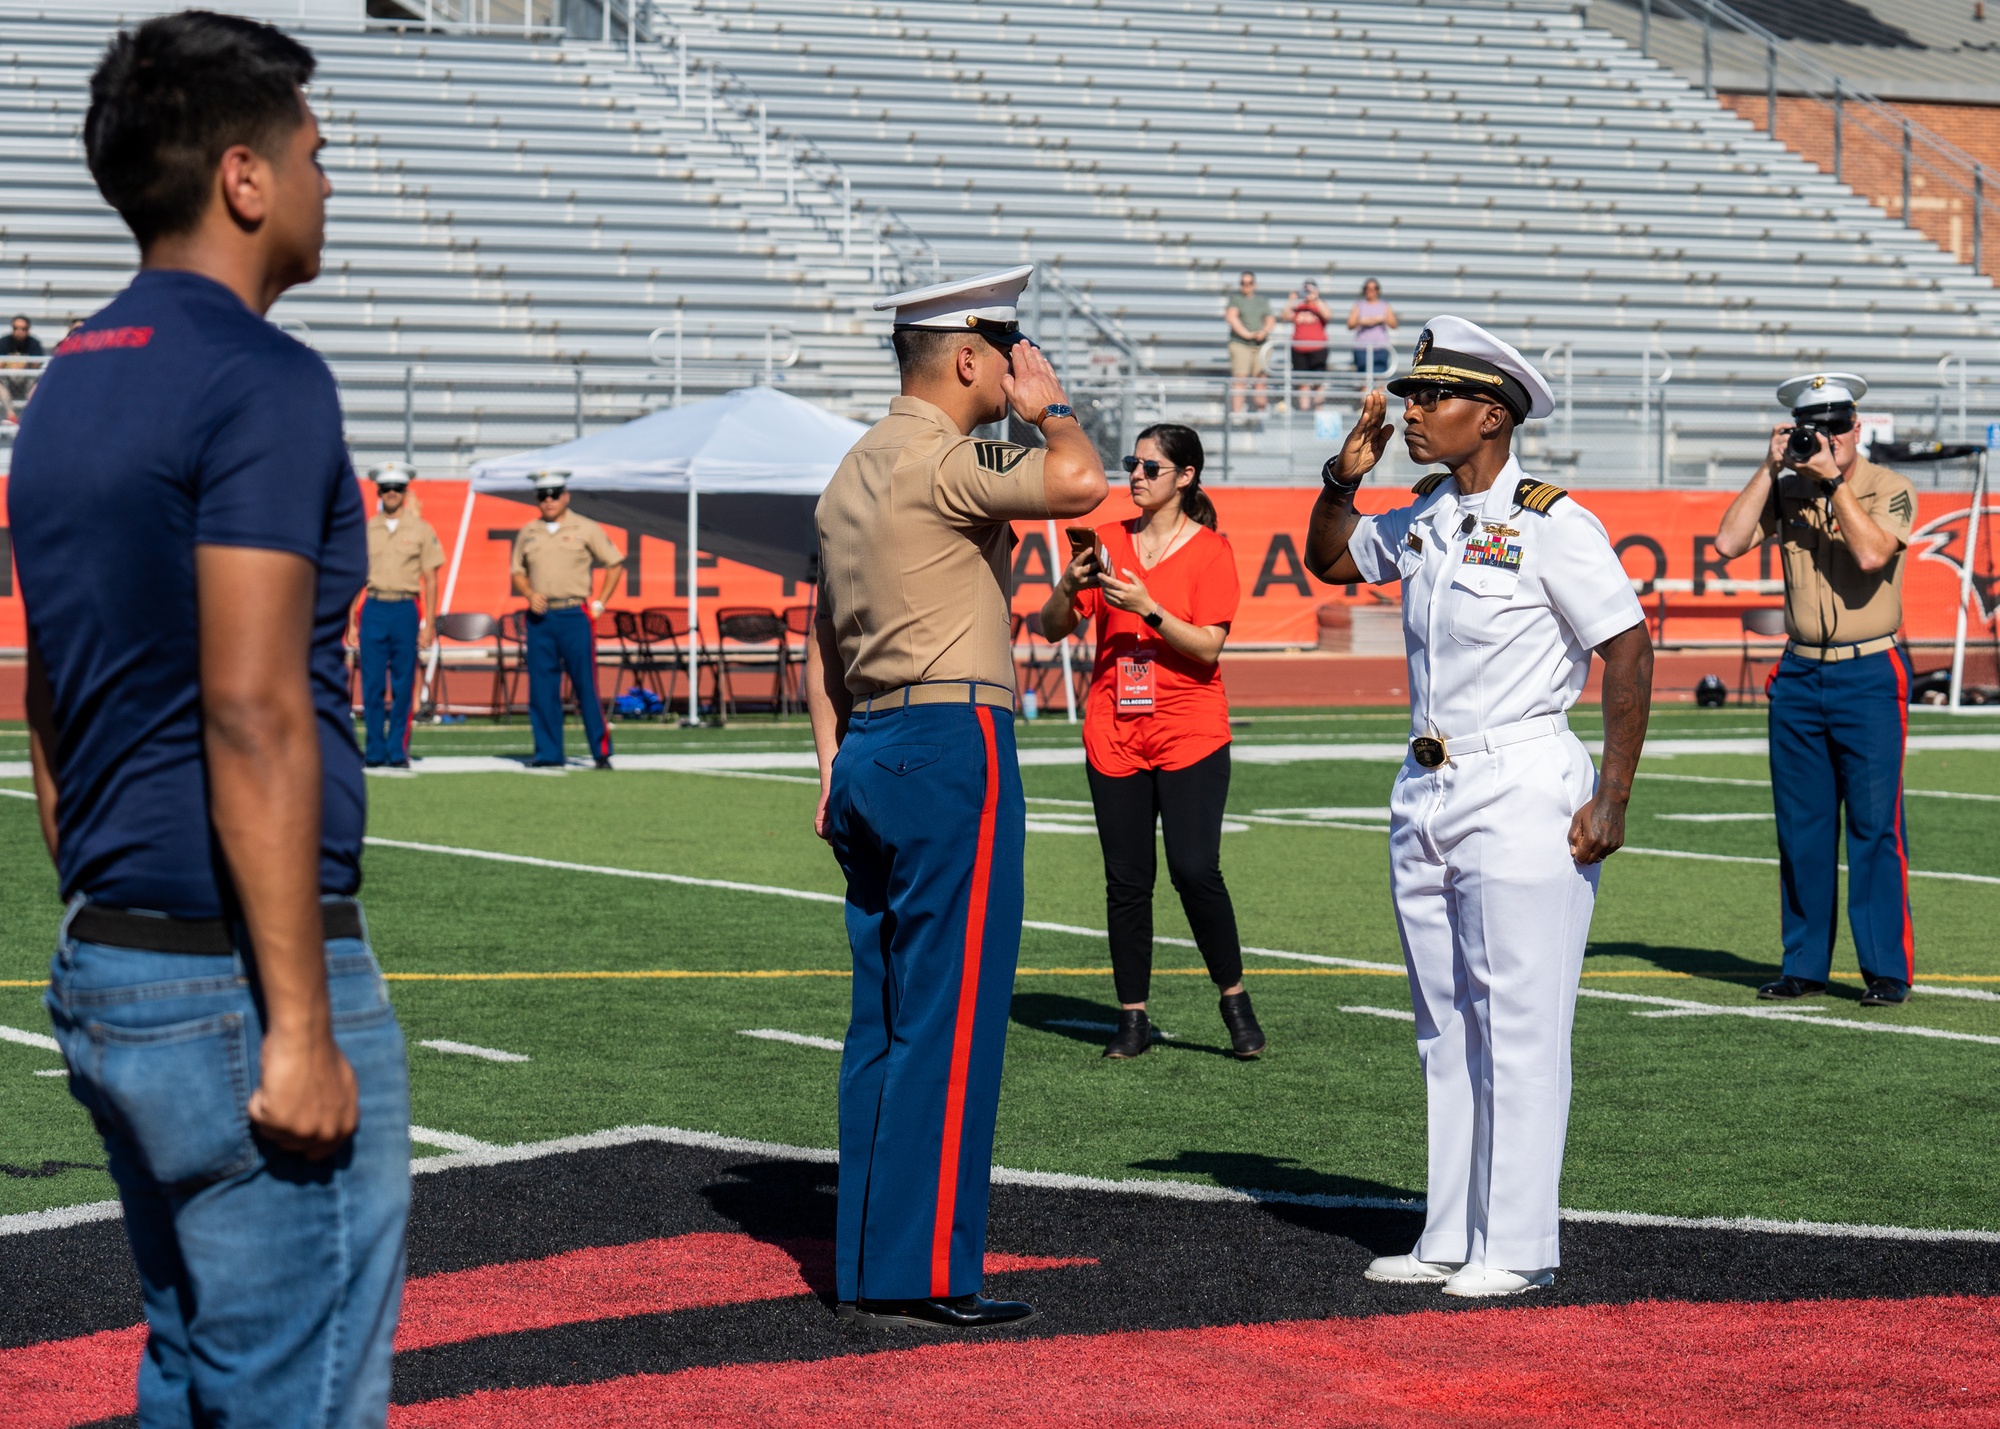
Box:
[1402,363,1505,387]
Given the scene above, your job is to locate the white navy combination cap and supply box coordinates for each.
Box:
[368,461,416,488]
[530,470,571,494]
[873,264,1035,345]
[1387,314,1555,422]
[1777,372,1867,415]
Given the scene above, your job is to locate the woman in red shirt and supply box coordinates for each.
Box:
[1040,423,1263,1060]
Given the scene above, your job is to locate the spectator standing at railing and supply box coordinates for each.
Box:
[1224,269,1274,418]
[1348,278,1398,386]
[1282,280,1334,411]
[1040,422,1262,1060]
[2,314,44,422]
[1711,372,1918,1008]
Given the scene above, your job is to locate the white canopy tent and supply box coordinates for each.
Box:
[459,386,868,724]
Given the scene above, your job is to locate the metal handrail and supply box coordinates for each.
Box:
[1638,0,1994,269]
[646,319,800,405]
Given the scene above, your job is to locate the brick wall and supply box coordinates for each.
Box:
[1720,93,2000,281]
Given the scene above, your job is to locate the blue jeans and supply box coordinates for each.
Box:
[357,598,419,766]
[45,903,411,1428]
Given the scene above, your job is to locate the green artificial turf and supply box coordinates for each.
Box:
[2,707,1997,1231]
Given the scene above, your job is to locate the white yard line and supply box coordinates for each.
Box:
[1654,812,1774,823]
[15,1122,1994,1243]
[1340,1005,1418,1022]
[1642,771,2000,803]
[0,788,37,801]
[1578,987,2000,1046]
[0,1025,61,1053]
[364,837,845,906]
[417,1038,530,1064]
[408,1125,499,1154]
[1043,1018,1177,1039]
[737,1028,844,1052]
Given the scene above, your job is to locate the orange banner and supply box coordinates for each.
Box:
[1,480,1993,650]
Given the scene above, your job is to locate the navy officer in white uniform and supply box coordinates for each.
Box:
[1304,316,1654,1297]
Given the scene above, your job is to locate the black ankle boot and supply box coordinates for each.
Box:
[1219,991,1265,1058]
[1103,1008,1151,1059]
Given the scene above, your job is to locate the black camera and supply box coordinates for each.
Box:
[1783,407,1855,466]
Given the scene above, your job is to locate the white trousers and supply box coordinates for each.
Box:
[1388,729,1600,1271]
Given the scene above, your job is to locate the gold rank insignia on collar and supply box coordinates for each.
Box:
[973,439,1029,475]
[1512,478,1568,514]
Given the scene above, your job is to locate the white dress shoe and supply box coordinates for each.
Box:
[1440,1266,1555,1298]
[1364,1253,1461,1284]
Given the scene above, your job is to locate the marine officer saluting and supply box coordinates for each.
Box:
[348,461,443,768]
[1712,373,1919,1005]
[805,265,1108,1329]
[1304,316,1654,1298]
[511,469,623,768]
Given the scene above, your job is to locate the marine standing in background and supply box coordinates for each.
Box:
[1711,373,1919,1006]
[511,469,624,769]
[1304,316,1653,1299]
[805,265,1108,1329]
[349,461,442,768]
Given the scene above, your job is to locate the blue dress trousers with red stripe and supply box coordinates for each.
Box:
[357,597,419,765]
[525,606,612,765]
[825,699,1025,1302]
[1767,646,1915,985]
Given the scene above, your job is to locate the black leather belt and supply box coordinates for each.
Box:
[70,900,364,955]
[367,589,415,602]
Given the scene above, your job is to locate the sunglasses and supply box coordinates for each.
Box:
[1400,385,1497,413]
[536,491,566,501]
[1121,457,1179,479]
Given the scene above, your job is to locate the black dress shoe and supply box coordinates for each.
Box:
[1757,975,1828,1001]
[836,1294,1038,1329]
[1860,977,1911,1006]
[1220,990,1266,1058]
[1103,1009,1151,1059]
[594,757,614,770]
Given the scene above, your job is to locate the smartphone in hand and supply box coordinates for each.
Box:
[1066,527,1101,587]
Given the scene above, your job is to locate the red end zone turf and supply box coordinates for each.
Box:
[387,1296,2000,1429]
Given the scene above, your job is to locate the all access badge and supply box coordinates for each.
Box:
[1116,652,1157,713]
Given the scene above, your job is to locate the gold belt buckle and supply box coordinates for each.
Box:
[1411,736,1447,769]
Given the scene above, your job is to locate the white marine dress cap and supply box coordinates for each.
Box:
[874,264,1035,340]
[1387,314,1555,421]
[368,461,416,487]
[1777,372,1868,412]
[530,469,572,493]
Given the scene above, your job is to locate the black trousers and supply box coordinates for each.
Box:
[1085,744,1245,1006]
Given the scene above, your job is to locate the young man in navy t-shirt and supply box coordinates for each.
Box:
[9,14,409,1422]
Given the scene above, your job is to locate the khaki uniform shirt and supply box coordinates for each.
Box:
[1752,457,1916,645]
[511,508,623,601]
[366,512,445,597]
[816,395,1051,697]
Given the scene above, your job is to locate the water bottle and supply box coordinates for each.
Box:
[1022,689,1040,720]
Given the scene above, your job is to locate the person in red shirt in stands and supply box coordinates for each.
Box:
[1041,423,1263,1060]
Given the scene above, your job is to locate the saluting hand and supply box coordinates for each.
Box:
[1002,340,1070,427]
[1329,388,1393,484]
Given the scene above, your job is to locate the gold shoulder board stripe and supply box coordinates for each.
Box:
[1513,478,1568,514]
[1411,472,1449,496]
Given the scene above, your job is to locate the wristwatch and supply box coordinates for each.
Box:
[1041,403,1075,423]
[1321,455,1361,492]
[1143,609,1165,629]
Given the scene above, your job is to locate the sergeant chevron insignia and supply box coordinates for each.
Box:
[1889,490,1914,522]
[973,440,1030,475]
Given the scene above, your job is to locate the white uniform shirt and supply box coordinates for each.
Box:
[1349,457,1644,740]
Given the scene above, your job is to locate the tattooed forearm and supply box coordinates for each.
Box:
[1594,622,1654,802]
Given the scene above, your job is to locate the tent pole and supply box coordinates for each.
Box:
[1045,519,1077,722]
[686,480,702,726]
[425,480,480,715]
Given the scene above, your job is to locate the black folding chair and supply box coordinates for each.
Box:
[640,606,702,714]
[1737,607,1789,703]
[782,603,815,706]
[714,606,791,719]
[432,612,515,720]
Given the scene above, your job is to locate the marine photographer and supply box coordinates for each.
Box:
[1711,372,1918,1007]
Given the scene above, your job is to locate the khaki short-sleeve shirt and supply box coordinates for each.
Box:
[511,508,623,601]
[1752,457,1916,644]
[366,512,445,596]
[816,395,1052,697]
